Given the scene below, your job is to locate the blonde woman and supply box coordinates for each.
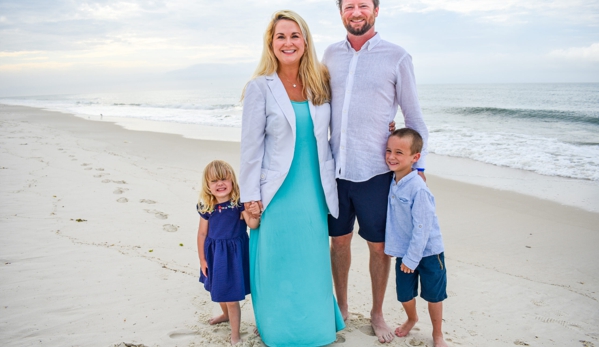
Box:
[240,10,345,346]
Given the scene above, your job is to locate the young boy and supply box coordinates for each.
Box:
[384,128,448,347]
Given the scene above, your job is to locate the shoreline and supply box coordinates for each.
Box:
[6,103,598,213]
[1,104,598,346]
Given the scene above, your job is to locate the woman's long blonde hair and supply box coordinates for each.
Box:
[198,160,241,214]
[243,10,330,105]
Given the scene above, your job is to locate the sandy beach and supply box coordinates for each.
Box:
[1,104,598,347]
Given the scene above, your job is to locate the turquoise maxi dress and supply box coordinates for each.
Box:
[249,101,345,346]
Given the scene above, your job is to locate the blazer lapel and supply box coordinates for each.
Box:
[266,73,296,137]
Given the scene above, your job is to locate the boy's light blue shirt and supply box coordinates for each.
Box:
[384,170,444,270]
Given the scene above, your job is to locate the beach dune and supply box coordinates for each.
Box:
[1,104,598,346]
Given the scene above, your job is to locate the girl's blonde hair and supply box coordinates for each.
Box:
[198,160,240,214]
[242,10,331,106]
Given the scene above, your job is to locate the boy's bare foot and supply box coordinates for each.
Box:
[395,317,418,337]
[433,333,448,347]
[371,313,394,343]
[209,314,229,325]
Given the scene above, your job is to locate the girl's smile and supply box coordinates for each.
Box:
[209,178,233,203]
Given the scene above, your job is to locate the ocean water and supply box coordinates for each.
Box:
[2,83,598,182]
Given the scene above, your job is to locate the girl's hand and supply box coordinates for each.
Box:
[400,263,414,274]
[244,201,263,219]
[201,261,208,277]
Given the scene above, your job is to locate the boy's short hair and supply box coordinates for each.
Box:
[390,128,423,155]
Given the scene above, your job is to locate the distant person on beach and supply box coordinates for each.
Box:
[322,0,429,343]
[196,160,260,345]
[239,10,345,346]
[384,128,447,347]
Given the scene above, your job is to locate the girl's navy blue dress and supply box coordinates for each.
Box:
[198,201,250,302]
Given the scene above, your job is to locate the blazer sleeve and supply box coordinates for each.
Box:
[240,80,266,203]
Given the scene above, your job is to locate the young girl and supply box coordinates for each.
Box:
[196,160,260,345]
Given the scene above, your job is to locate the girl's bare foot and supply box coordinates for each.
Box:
[231,336,242,345]
[395,317,418,337]
[433,333,448,347]
[209,314,229,325]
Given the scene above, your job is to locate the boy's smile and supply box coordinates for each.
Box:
[386,136,420,181]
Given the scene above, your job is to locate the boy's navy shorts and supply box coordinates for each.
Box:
[327,172,393,243]
[395,253,448,303]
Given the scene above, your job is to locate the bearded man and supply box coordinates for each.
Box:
[322,0,429,343]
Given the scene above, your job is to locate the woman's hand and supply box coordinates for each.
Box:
[389,120,396,132]
[244,201,263,219]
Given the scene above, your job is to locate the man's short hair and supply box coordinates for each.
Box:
[390,128,423,155]
[336,0,380,11]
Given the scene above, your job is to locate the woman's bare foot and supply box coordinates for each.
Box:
[433,332,448,347]
[371,313,394,343]
[209,314,229,325]
[395,317,418,337]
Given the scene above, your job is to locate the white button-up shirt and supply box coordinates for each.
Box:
[323,33,428,182]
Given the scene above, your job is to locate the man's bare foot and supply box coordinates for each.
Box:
[253,327,260,336]
[209,314,229,325]
[371,313,394,343]
[395,317,418,337]
[340,306,350,321]
[433,333,448,347]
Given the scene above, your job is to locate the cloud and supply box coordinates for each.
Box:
[384,0,599,24]
[549,43,599,62]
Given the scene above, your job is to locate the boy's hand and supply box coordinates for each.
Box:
[400,263,414,274]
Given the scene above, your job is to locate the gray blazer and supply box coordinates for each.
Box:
[240,73,339,218]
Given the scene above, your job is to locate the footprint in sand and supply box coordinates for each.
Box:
[514,340,530,346]
[168,329,200,339]
[113,187,129,194]
[84,167,92,171]
[333,334,346,343]
[102,179,112,183]
[117,197,128,203]
[145,209,167,219]
[580,341,595,347]
[358,325,375,336]
[113,180,127,184]
[81,163,91,167]
[405,338,426,347]
[94,173,110,178]
[140,199,156,204]
[163,224,178,232]
[69,155,75,158]
[95,168,104,171]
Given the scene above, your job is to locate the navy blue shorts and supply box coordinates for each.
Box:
[327,172,393,243]
[395,253,447,303]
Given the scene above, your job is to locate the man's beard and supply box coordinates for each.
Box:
[344,17,375,36]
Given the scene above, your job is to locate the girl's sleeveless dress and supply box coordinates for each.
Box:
[198,202,250,302]
[250,101,345,346]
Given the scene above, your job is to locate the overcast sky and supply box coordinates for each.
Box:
[1,0,598,96]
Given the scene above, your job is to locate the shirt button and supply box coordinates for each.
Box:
[392,195,395,199]
[260,174,265,179]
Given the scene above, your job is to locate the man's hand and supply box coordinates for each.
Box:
[418,170,426,182]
